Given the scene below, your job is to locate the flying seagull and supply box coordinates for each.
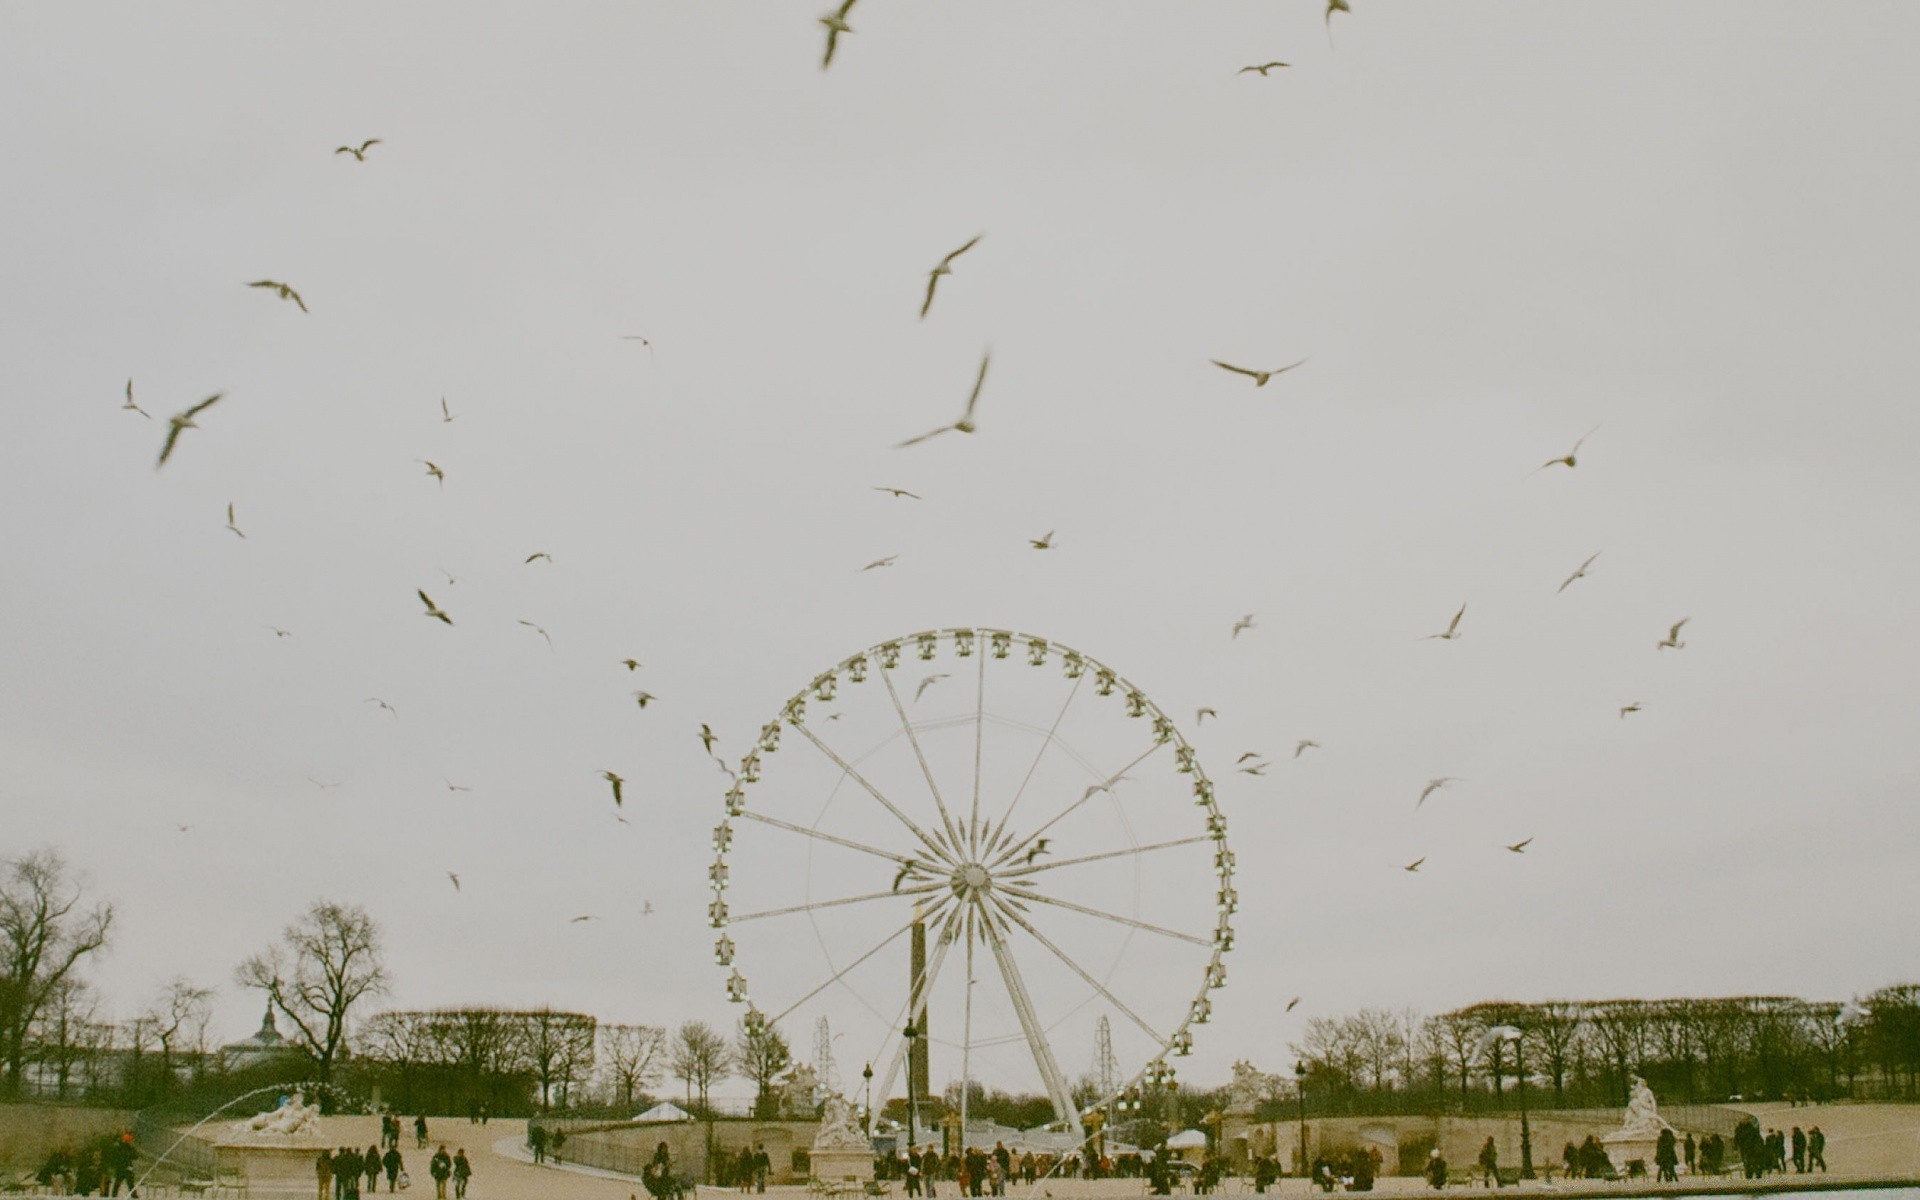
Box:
[1285,997,1302,1013]
[1294,740,1320,759]
[1401,856,1425,873]
[418,460,445,486]
[335,138,381,162]
[621,658,643,671]
[1210,358,1308,387]
[440,397,456,423]
[1619,702,1642,719]
[1238,62,1290,75]
[267,627,292,639]
[1023,838,1052,866]
[862,555,897,571]
[1231,614,1256,639]
[225,503,245,539]
[1416,777,1460,808]
[446,872,461,892]
[819,0,857,69]
[445,781,472,792]
[914,674,949,702]
[517,619,552,649]
[247,280,307,312]
[307,777,342,789]
[1196,707,1217,724]
[1327,0,1351,27]
[601,770,625,807]
[642,901,653,915]
[896,350,990,448]
[418,590,453,625]
[122,379,150,418]
[1424,604,1466,640]
[1657,618,1690,651]
[1238,762,1268,776]
[1505,838,1533,854]
[873,486,921,500]
[365,698,397,717]
[1537,425,1600,472]
[621,335,655,359]
[570,914,597,924]
[525,551,553,565]
[633,691,656,709]
[1557,552,1600,593]
[156,393,224,468]
[699,724,717,754]
[1029,530,1055,550]
[1236,752,1263,764]
[920,234,982,320]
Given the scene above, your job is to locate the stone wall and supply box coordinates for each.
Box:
[557,1118,822,1183]
[1223,1112,1674,1177]
[0,1104,138,1175]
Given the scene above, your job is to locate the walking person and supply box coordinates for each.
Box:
[415,1116,429,1151]
[317,1150,335,1200]
[366,1143,384,1193]
[1808,1126,1827,1172]
[1792,1127,1807,1173]
[453,1149,472,1199]
[1477,1137,1499,1188]
[384,1146,405,1194]
[1684,1132,1696,1175]
[430,1145,453,1200]
[1655,1129,1679,1183]
[529,1126,548,1165]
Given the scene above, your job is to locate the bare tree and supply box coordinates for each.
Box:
[236,900,387,1082]
[0,850,113,1096]
[144,977,215,1088]
[1425,1010,1482,1099]
[734,1017,793,1118]
[522,1009,597,1110]
[670,1020,728,1109]
[1350,1008,1406,1092]
[29,977,101,1099]
[1528,1001,1585,1101]
[600,1024,667,1110]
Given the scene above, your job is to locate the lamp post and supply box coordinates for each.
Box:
[904,1022,920,1152]
[1486,1026,1533,1181]
[1294,1062,1308,1179]
[864,1063,874,1141]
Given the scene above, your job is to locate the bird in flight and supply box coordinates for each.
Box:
[1557,552,1600,593]
[1657,618,1690,651]
[891,862,924,893]
[247,280,307,312]
[517,619,553,649]
[633,691,656,709]
[307,777,342,789]
[335,138,381,162]
[1231,614,1256,639]
[174,823,192,834]
[897,351,990,447]
[225,503,246,539]
[1238,762,1268,776]
[1401,856,1425,873]
[915,674,949,702]
[525,551,553,565]
[1285,996,1303,1013]
[862,555,898,571]
[601,770,625,807]
[1294,740,1321,759]
[920,234,982,320]
[439,397,456,423]
[621,335,655,360]
[1417,777,1460,808]
[1537,425,1599,472]
[1210,358,1308,387]
[873,486,921,500]
[699,724,717,755]
[446,872,461,892]
[570,915,597,924]
[1619,702,1642,719]
[122,379,150,418]
[1505,838,1533,854]
[365,698,397,717]
[267,627,292,639]
[1196,708,1217,724]
[1023,838,1052,866]
[819,0,857,69]
[1236,752,1263,764]
[417,460,445,487]
[1327,0,1351,27]
[1238,62,1290,75]
[621,658,643,672]
[156,393,224,468]
[446,781,472,792]
[418,590,453,626]
[1029,530,1055,550]
[642,901,653,915]
[1424,604,1466,640]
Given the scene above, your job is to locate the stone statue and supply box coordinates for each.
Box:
[812,1093,869,1153]
[780,1063,821,1117]
[1226,1060,1280,1114]
[240,1090,321,1138]
[1615,1077,1673,1138]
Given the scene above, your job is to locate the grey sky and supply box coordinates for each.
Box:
[3,1,1918,1102]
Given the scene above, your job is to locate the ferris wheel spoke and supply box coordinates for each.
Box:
[737,810,922,867]
[766,904,946,1029]
[789,720,953,864]
[987,894,1168,1046]
[1007,889,1212,948]
[732,881,945,924]
[873,903,963,1117]
[969,644,986,853]
[990,739,1168,871]
[983,671,1086,855]
[978,899,1085,1141]
[879,666,968,854]
[998,834,1213,881]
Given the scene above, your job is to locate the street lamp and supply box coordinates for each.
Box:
[1485,1026,1534,1180]
[864,1063,874,1141]
[1294,1062,1308,1177]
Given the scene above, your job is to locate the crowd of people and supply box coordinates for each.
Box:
[31,1130,138,1196]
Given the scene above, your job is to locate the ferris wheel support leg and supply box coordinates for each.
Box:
[980,905,1085,1143]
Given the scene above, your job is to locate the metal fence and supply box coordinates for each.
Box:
[132,1105,219,1179]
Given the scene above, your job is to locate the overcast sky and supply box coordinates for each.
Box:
[4,1,1918,1105]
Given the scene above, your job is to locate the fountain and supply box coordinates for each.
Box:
[1601,1077,1673,1173]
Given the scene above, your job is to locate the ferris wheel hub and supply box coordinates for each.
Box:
[953,862,993,897]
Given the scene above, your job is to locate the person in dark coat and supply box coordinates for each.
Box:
[1684,1132,1696,1175]
[1425,1149,1447,1190]
[1478,1138,1499,1187]
[367,1143,384,1193]
[452,1149,472,1199]
[430,1145,453,1200]
[384,1146,404,1192]
[1655,1129,1679,1182]
[318,1150,336,1200]
[1792,1127,1807,1173]
[415,1116,429,1150]
[1808,1126,1827,1172]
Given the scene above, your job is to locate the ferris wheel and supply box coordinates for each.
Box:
[708,628,1234,1141]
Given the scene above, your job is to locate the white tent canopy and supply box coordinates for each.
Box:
[633,1101,694,1123]
[1166,1130,1209,1150]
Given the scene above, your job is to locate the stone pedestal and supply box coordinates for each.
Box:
[1601,1135,1657,1175]
[810,1147,874,1184]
